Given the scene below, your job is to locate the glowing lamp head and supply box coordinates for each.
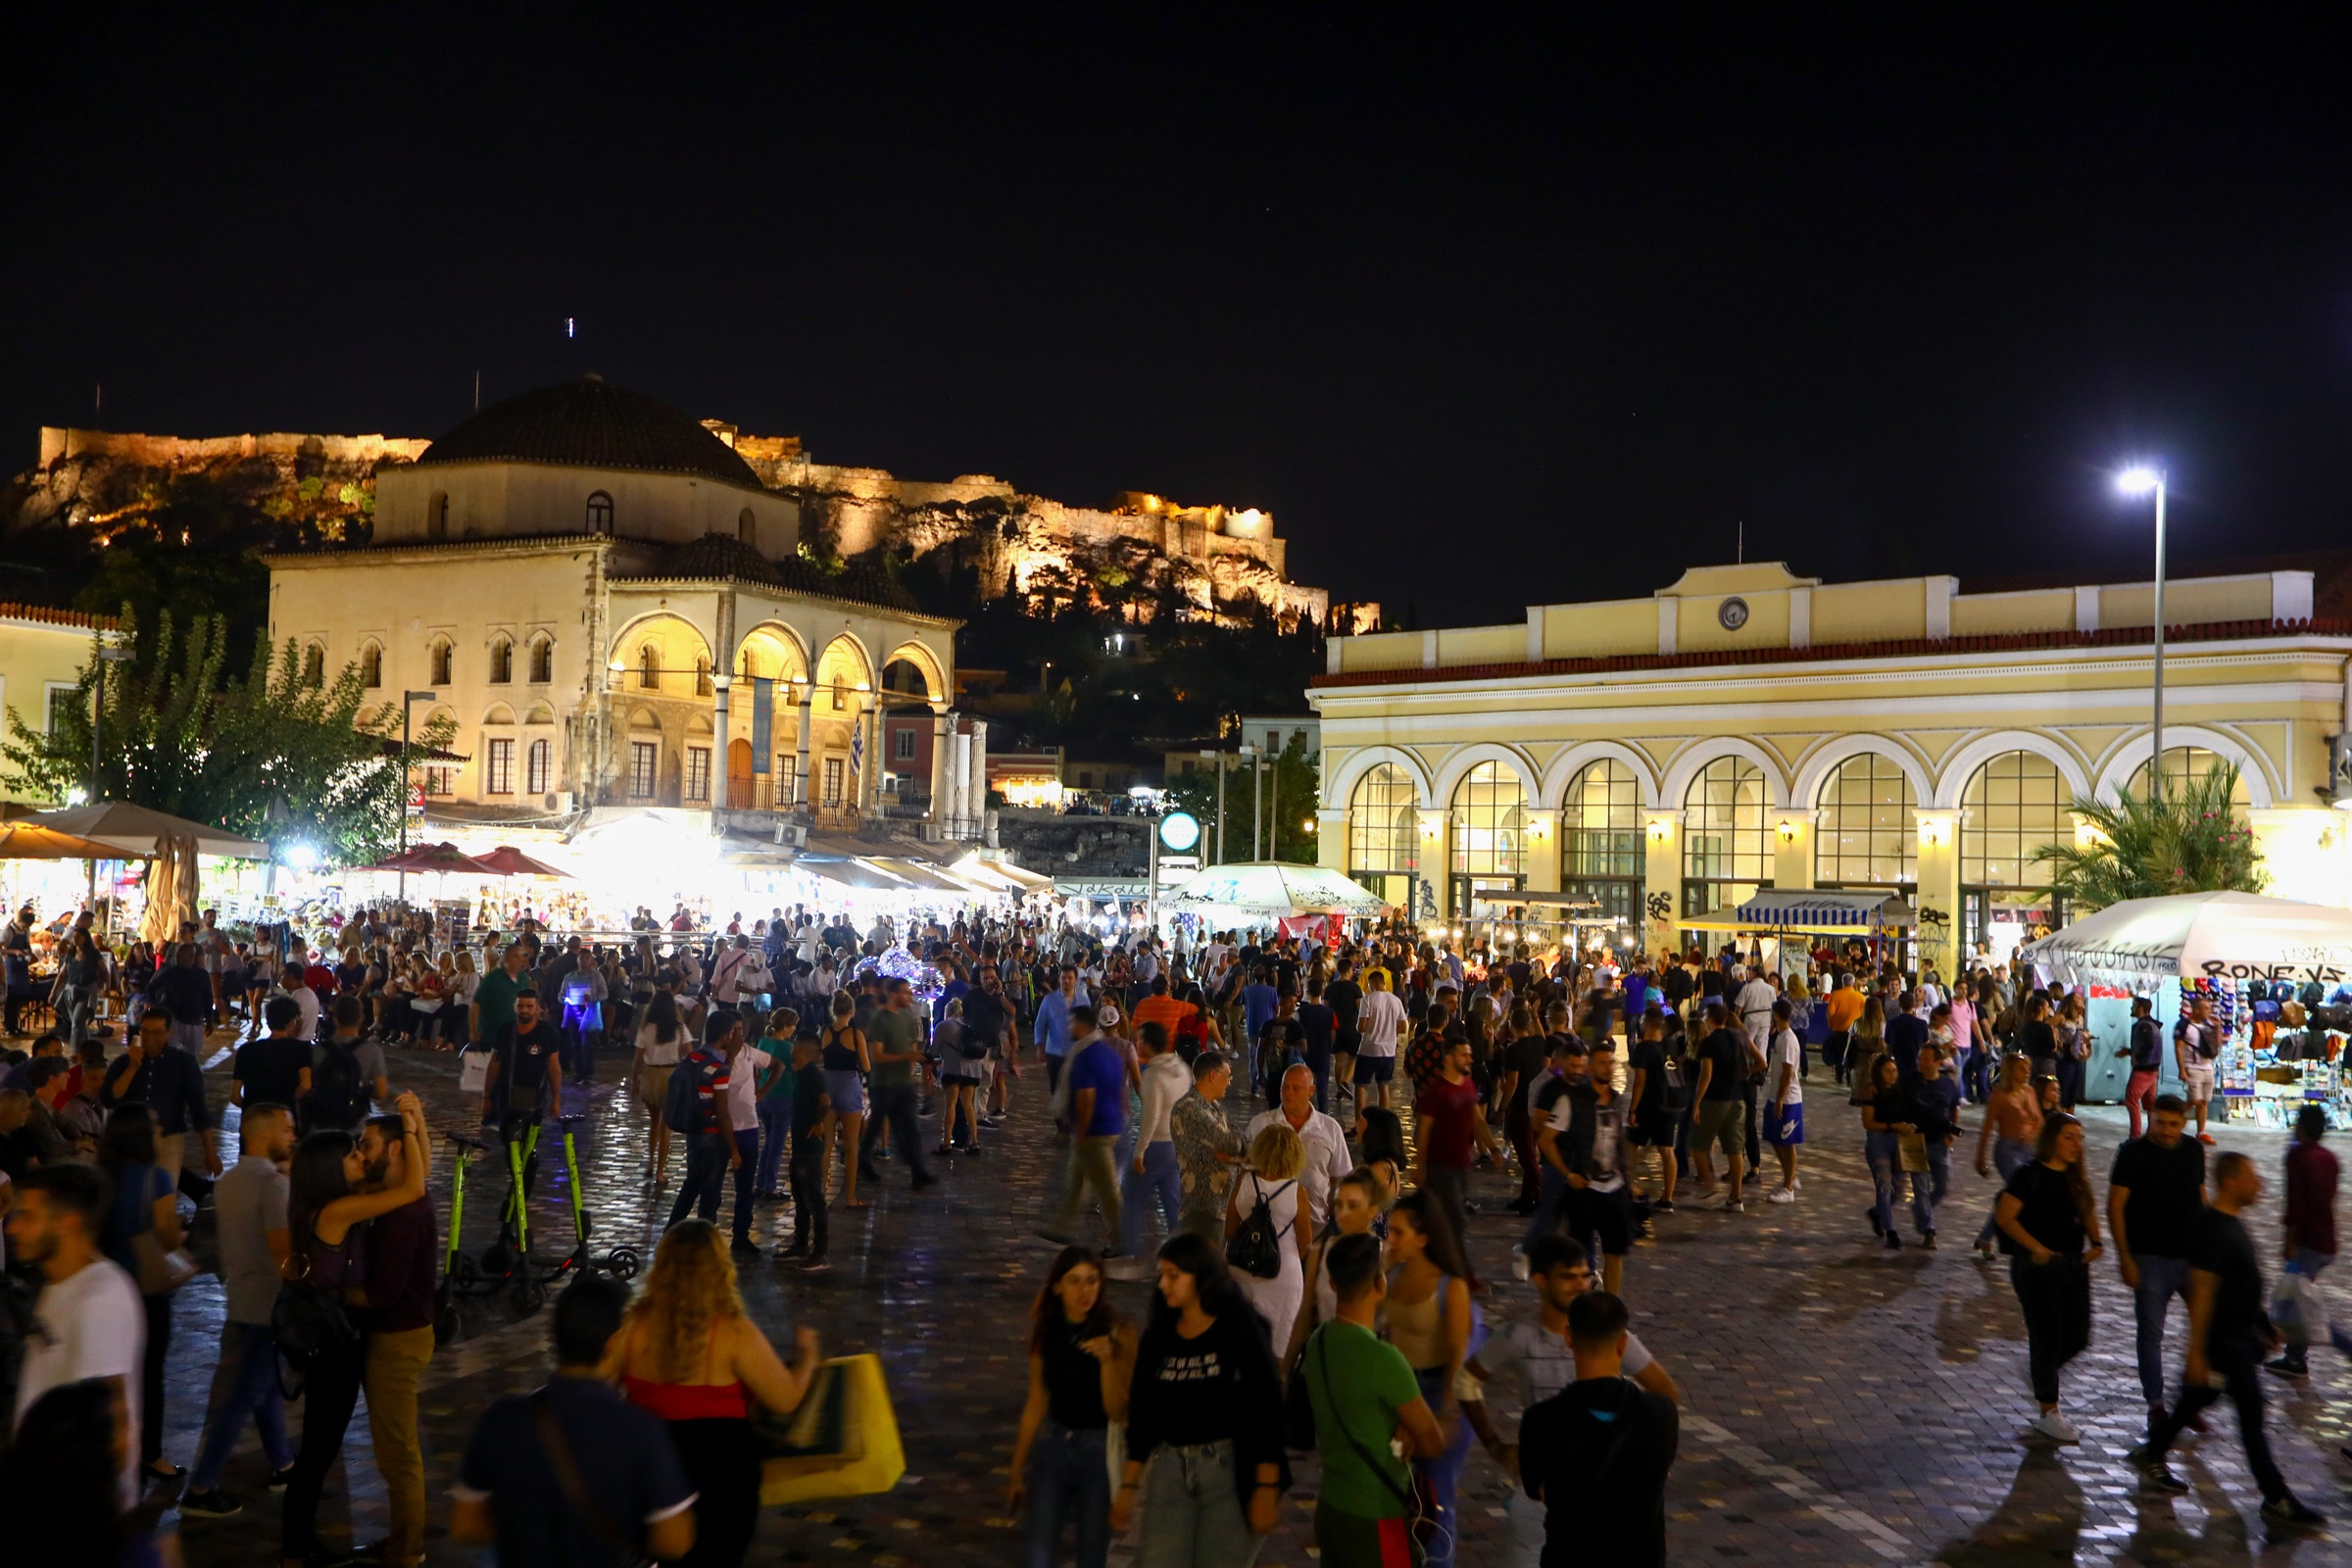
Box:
[2114,465,2164,498]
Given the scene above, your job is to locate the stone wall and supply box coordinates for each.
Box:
[995,808,1152,878]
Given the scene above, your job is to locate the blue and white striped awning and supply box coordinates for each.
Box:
[1732,890,1915,929]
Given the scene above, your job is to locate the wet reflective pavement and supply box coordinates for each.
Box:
[152,1035,2352,1565]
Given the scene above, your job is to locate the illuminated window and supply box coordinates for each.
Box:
[586,491,613,534]
[487,638,513,685]
[1560,759,1643,922]
[485,739,514,796]
[628,742,658,799]
[685,747,711,803]
[45,686,78,738]
[2126,746,2251,817]
[525,738,551,796]
[1814,753,1916,889]
[894,726,916,762]
[695,658,712,699]
[832,679,848,711]
[528,637,553,684]
[429,639,453,686]
[423,765,454,798]
[1348,763,1419,876]
[639,644,660,691]
[301,644,325,687]
[1960,751,2068,892]
[823,756,845,807]
[1447,760,1525,878]
[359,644,382,689]
[1682,756,1769,915]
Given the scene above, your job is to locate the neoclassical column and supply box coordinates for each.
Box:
[928,708,955,828]
[1913,808,1962,976]
[859,698,883,821]
[792,683,813,810]
[1641,809,1684,957]
[710,590,737,816]
[966,718,990,825]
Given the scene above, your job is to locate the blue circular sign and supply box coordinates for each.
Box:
[1159,810,1201,852]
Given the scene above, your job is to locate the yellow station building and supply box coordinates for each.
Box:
[0,603,114,805]
[1310,560,2352,970]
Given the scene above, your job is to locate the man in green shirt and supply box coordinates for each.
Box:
[471,944,530,1049]
[857,977,935,1191]
[1303,1232,1443,1566]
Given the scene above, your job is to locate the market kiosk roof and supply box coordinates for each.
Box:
[1683,890,1917,934]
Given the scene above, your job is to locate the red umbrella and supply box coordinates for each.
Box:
[475,844,572,879]
[368,841,498,875]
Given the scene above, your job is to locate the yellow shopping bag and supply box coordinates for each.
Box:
[758,1353,906,1504]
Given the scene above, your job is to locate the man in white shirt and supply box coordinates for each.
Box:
[1732,965,1778,1052]
[277,965,322,1044]
[1247,1064,1352,1232]
[1353,969,1407,1111]
[1116,1021,1193,1275]
[1763,999,1805,1203]
[8,1163,146,1503]
[722,1016,773,1256]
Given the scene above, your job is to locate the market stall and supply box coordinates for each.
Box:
[2019,891,2352,1124]
[1160,860,1391,943]
[1683,889,1917,979]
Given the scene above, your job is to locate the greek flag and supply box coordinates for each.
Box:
[850,722,863,780]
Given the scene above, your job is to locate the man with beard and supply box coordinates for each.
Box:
[357,1104,438,1567]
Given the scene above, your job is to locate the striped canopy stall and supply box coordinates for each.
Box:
[1684,889,1916,934]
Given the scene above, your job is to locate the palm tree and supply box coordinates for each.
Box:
[2035,761,2268,912]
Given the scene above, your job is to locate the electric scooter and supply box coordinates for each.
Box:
[535,1109,640,1287]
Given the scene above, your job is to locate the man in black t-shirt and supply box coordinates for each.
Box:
[2130,1152,2327,1525]
[1497,1004,1558,1214]
[1625,1006,1677,1212]
[1688,1004,1755,1210]
[1296,981,1337,1112]
[482,992,564,1141]
[1521,1291,1678,1567]
[233,996,315,1113]
[2107,1095,2206,1420]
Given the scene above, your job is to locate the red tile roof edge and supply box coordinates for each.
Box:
[1311,617,2352,688]
[0,603,117,631]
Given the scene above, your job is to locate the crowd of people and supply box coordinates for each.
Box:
[7,894,2352,1565]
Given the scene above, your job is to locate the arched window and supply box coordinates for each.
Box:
[528,636,553,684]
[1682,756,1769,916]
[1561,760,1644,923]
[639,644,660,691]
[300,643,325,688]
[1960,751,2069,956]
[832,678,849,711]
[2126,746,2252,816]
[1446,760,1525,914]
[525,738,552,796]
[1814,753,1917,891]
[425,491,449,540]
[695,657,712,698]
[586,491,614,534]
[429,638,453,687]
[359,643,382,689]
[1348,763,1420,910]
[487,637,513,684]
[738,507,758,546]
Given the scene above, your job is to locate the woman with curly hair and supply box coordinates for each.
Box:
[619,1219,823,1567]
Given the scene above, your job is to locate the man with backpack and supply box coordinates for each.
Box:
[1522,1292,1680,1566]
[1300,1232,1444,1568]
[307,996,389,1135]
[664,1009,741,1229]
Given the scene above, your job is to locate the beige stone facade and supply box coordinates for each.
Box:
[1312,561,2352,968]
[0,604,113,804]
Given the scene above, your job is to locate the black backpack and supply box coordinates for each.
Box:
[1658,1052,1691,1113]
[664,1054,711,1137]
[1225,1177,1297,1280]
[307,1040,366,1130]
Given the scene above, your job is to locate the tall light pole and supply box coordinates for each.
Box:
[85,647,131,921]
[2116,465,2168,799]
[396,690,437,905]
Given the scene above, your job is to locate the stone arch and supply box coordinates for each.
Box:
[1930,730,2091,809]
[522,703,557,726]
[880,640,948,705]
[735,621,810,684]
[814,631,873,691]
[480,703,516,726]
[1657,738,1791,811]
[2091,725,2276,808]
[526,633,554,685]
[608,611,713,698]
[1429,743,1541,808]
[358,640,383,690]
[1539,740,1662,810]
[1790,734,1935,811]
[1325,745,1435,809]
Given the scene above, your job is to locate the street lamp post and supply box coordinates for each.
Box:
[84,648,132,921]
[396,690,437,905]
[2116,465,2168,799]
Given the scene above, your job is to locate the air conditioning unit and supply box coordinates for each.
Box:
[773,820,807,848]
[543,792,575,812]
[916,822,945,843]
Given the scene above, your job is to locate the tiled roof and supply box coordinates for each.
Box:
[611,532,931,616]
[1311,616,2352,688]
[417,375,763,492]
[0,603,116,630]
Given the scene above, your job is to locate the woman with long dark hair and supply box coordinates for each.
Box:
[1009,1246,1136,1568]
[0,1379,164,1568]
[97,1102,183,1481]
[635,987,688,1187]
[1993,1110,2103,1445]
[1111,1232,1288,1567]
[1383,1189,1474,1555]
[281,1095,429,1568]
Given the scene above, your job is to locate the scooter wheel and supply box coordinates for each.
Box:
[515,1279,547,1315]
[605,1246,640,1281]
[451,1253,480,1288]
[480,1242,513,1279]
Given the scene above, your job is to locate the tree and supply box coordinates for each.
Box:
[1,606,455,868]
[1161,732,1321,863]
[2034,762,2268,912]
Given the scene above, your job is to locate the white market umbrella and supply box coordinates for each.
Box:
[1160,860,1393,919]
[33,801,270,859]
[2017,891,2352,986]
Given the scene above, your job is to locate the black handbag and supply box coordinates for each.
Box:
[270,1278,361,1399]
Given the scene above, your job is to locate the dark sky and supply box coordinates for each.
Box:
[9,8,2352,624]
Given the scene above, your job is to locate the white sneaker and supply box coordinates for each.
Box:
[1510,1249,1532,1282]
[2030,1410,2081,1445]
[1767,1187,1796,1204]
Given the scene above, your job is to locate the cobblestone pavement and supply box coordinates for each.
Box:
[147,1032,2352,1566]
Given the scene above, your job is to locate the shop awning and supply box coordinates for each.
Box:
[2019,890,2352,982]
[1160,861,1391,918]
[797,858,906,891]
[863,858,971,894]
[942,857,1023,894]
[1733,890,1916,930]
[27,801,270,859]
[980,858,1054,892]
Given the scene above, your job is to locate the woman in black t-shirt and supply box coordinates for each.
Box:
[1993,1111,2103,1445]
[1010,1247,1136,1568]
[2020,995,2060,1082]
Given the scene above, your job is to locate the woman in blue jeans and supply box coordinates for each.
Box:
[1859,1054,1908,1251]
[1972,1054,2043,1255]
[1011,1247,1136,1568]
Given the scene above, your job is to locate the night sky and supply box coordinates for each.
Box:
[9,9,2352,625]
